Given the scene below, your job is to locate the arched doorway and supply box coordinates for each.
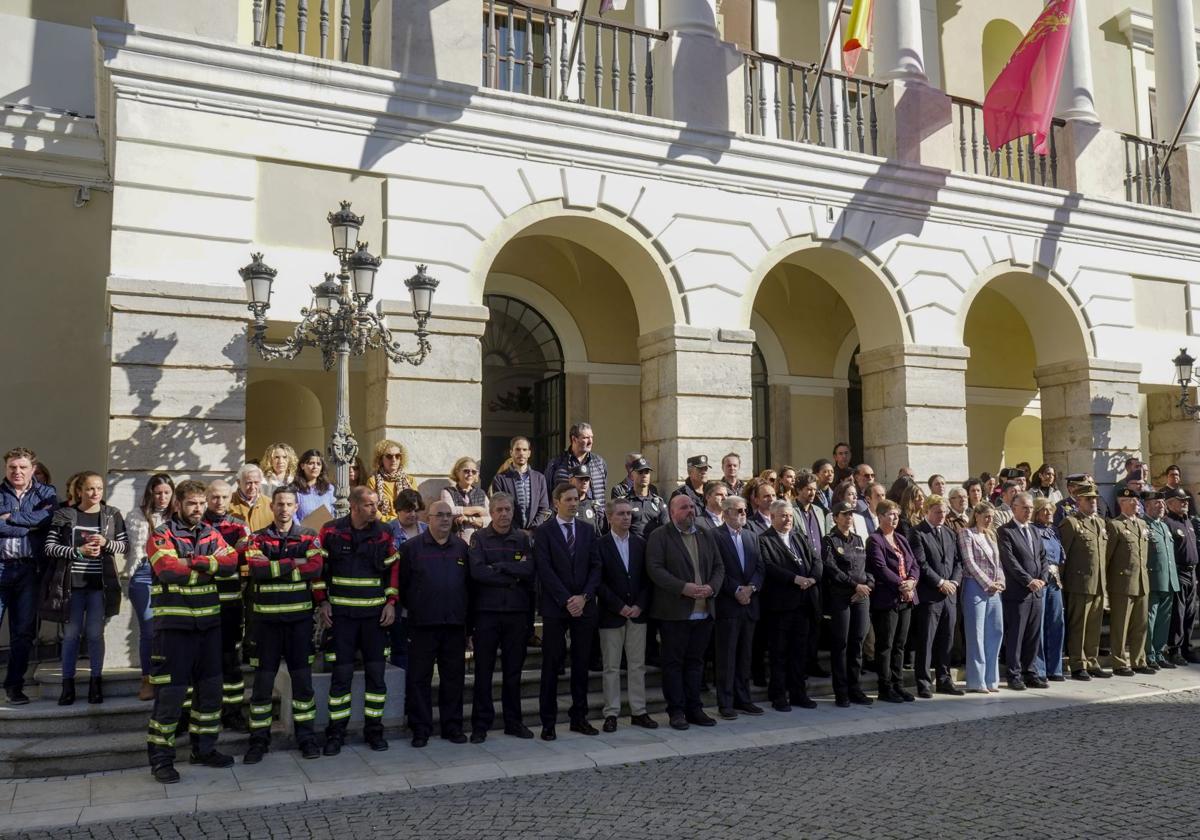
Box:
[751,343,770,473]
[480,294,565,488]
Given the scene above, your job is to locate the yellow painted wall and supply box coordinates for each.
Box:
[245,363,368,466]
[0,0,123,27]
[753,263,856,377]
[587,382,641,474]
[967,405,1043,476]
[0,181,111,488]
[788,393,837,469]
[777,0,819,63]
[963,287,1037,390]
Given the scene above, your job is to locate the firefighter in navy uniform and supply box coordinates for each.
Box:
[145,480,239,783]
[241,486,326,763]
[315,486,399,755]
[611,457,667,539]
[203,480,250,732]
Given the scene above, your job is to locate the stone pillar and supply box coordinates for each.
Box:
[390,0,484,85]
[874,0,927,83]
[654,0,745,131]
[1153,0,1200,144]
[366,300,487,501]
[124,0,240,41]
[105,277,249,668]
[1057,123,1127,201]
[1148,391,1200,497]
[1035,359,1143,499]
[755,0,782,138]
[639,326,754,488]
[1055,0,1099,124]
[856,345,970,485]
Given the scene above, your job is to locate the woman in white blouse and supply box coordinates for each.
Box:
[958,502,1005,693]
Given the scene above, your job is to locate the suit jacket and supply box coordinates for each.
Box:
[996,520,1049,603]
[490,468,550,530]
[1105,515,1150,597]
[695,508,724,532]
[712,524,764,621]
[1144,516,1180,593]
[533,517,601,619]
[745,511,772,536]
[1057,512,1108,595]
[758,528,822,614]
[910,520,963,603]
[595,532,651,629]
[866,531,920,610]
[645,524,724,622]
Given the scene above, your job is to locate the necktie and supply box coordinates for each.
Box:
[564,521,575,553]
[1024,526,1034,553]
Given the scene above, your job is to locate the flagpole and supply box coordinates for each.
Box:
[1159,73,1200,179]
[807,5,844,116]
[565,0,592,99]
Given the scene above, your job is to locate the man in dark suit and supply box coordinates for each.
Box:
[646,493,725,730]
[712,495,764,719]
[745,479,776,535]
[695,481,728,531]
[533,482,602,740]
[758,499,823,711]
[595,498,657,732]
[997,492,1050,691]
[909,495,964,698]
[489,435,550,531]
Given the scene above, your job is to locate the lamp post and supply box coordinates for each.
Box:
[1172,348,1200,418]
[239,201,438,516]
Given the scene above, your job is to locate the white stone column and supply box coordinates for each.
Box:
[1153,0,1200,144]
[874,0,927,83]
[754,0,782,138]
[661,0,719,35]
[1147,391,1200,498]
[1055,0,1099,123]
[654,0,744,131]
[393,0,490,86]
[639,326,754,488]
[817,0,843,71]
[636,0,662,30]
[857,345,970,485]
[1035,359,1143,500]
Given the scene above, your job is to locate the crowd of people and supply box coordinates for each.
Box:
[0,429,1196,786]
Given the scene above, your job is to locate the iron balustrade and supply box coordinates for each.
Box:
[1122,134,1174,208]
[252,0,373,63]
[741,50,884,156]
[481,0,666,116]
[950,96,1064,189]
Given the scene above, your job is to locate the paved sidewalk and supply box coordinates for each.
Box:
[3,668,1199,834]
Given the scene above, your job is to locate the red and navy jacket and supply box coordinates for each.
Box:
[204,510,248,604]
[147,517,238,630]
[242,521,325,622]
[314,516,399,617]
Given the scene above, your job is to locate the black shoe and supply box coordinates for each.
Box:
[772,701,792,712]
[686,711,717,727]
[87,676,103,705]
[935,681,965,696]
[1028,678,1050,689]
[629,713,659,729]
[1047,674,1067,682]
[5,687,29,705]
[1088,668,1113,679]
[878,691,903,704]
[441,732,466,745]
[152,764,180,784]
[849,691,874,706]
[323,737,343,756]
[569,720,599,736]
[367,736,390,751]
[1007,678,1027,691]
[243,744,267,765]
[1134,665,1158,675]
[835,697,851,708]
[718,707,738,720]
[300,742,321,760]
[540,726,557,741]
[916,686,933,699]
[733,702,764,716]
[58,680,76,706]
[1184,653,1200,665]
[411,735,429,748]
[504,724,535,739]
[895,688,915,702]
[1072,670,1091,681]
[792,695,817,709]
[1113,667,1135,677]
[189,750,235,768]
[603,716,618,732]
[1146,662,1161,672]
[469,730,487,744]
[668,714,689,731]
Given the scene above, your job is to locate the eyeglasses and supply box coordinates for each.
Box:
[729,508,747,515]
[461,469,478,475]
[383,453,402,460]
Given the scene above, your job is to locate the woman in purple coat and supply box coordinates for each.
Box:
[866,500,920,703]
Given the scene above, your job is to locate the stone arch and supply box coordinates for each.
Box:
[245,379,325,459]
[982,19,1025,91]
[470,200,684,334]
[485,272,588,365]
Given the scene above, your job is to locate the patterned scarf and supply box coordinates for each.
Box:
[375,470,411,517]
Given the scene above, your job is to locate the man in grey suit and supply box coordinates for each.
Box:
[646,493,725,730]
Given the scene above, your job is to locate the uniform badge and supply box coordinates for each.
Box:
[1178,530,1185,537]
[514,552,524,562]
[836,547,845,555]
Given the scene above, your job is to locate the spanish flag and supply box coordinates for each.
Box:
[843,0,874,76]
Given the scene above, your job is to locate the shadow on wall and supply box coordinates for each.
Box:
[831,160,948,248]
[1089,394,1122,484]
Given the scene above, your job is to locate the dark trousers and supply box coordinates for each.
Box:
[406,624,466,738]
[913,597,957,690]
[871,605,912,694]
[828,598,869,699]
[714,611,755,709]
[0,558,37,691]
[471,611,527,733]
[388,613,409,669]
[147,625,222,768]
[539,613,598,727]
[659,618,713,717]
[750,619,767,683]
[1170,566,1198,656]
[1002,596,1044,680]
[248,619,315,748]
[767,608,813,704]
[219,600,245,713]
[325,614,387,741]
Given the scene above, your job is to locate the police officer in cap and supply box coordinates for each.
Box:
[672,455,710,511]
[1164,486,1200,665]
[612,456,667,539]
[571,465,607,534]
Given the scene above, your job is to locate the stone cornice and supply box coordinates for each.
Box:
[93,19,1200,263]
[0,106,109,188]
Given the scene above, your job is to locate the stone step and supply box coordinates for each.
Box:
[30,665,145,699]
[0,694,153,737]
[0,730,253,779]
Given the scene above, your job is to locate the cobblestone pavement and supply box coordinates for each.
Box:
[9,689,1200,840]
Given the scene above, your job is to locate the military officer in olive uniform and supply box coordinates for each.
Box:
[1057,483,1111,680]
[611,457,667,539]
[1105,488,1153,675]
[570,466,606,534]
[1142,490,1180,669]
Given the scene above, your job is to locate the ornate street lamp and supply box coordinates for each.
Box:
[1173,348,1200,418]
[239,201,438,516]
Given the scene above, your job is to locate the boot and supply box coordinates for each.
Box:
[57,679,76,706]
[138,676,154,701]
[88,676,103,705]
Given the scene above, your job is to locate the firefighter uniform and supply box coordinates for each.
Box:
[145,517,238,777]
[241,522,325,760]
[315,515,399,752]
[204,511,249,729]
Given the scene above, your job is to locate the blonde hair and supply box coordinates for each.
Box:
[260,443,298,479]
[372,439,409,473]
[1032,497,1055,518]
[449,456,479,487]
